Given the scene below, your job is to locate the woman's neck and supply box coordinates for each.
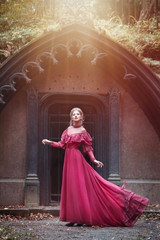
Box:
[72,121,82,128]
[73,124,81,128]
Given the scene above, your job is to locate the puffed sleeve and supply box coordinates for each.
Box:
[82,131,94,153]
[50,129,67,149]
[82,131,96,162]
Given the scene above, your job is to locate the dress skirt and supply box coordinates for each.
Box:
[52,129,149,227]
[60,147,148,227]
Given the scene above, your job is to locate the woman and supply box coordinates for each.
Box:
[42,107,149,227]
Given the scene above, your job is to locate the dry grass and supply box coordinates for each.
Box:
[93,18,160,79]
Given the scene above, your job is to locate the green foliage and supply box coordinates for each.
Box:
[95,17,160,58]
[0,0,36,18]
[0,0,159,79]
[94,17,160,79]
[0,15,59,64]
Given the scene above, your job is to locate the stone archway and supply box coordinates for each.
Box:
[0,24,159,136]
[0,24,160,206]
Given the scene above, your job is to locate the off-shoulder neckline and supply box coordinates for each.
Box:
[66,128,87,137]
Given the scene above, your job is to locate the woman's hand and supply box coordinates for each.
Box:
[42,139,52,145]
[93,160,104,168]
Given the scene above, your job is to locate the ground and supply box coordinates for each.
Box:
[0,214,160,240]
[0,205,160,239]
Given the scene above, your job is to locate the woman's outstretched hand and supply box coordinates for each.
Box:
[93,160,104,168]
[42,139,52,145]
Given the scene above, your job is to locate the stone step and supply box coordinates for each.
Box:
[0,205,159,219]
[0,206,60,218]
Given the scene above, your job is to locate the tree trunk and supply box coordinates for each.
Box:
[139,0,155,20]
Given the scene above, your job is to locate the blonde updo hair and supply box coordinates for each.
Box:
[70,107,84,126]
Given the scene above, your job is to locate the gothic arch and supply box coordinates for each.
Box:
[0,23,160,137]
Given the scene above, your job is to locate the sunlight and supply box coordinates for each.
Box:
[55,0,95,8]
[54,0,98,25]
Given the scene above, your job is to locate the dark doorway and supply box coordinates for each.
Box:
[39,94,108,205]
[48,103,97,203]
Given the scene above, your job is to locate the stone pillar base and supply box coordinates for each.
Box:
[108,173,122,186]
[24,174,40,207]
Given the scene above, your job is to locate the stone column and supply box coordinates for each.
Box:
[24,85,40,207]
[108,87,121,185]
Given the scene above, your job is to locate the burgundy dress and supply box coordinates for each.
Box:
[51,129,149,227]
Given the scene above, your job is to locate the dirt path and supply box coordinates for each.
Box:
[1,217,160,240]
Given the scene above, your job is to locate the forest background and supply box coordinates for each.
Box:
[0,0,160,79]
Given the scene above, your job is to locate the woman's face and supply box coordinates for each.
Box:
[71,110,82,123]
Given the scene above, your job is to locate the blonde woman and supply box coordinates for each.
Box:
[42,107,148,227]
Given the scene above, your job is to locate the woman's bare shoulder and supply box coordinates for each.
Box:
[82,127,87,133]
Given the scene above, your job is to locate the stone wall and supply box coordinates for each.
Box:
[120,91,160,202]
[32,58,114,94]
[0,58,160,205]
[0,89,27,205]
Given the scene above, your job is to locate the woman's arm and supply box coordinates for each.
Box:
[87,150,104,168]
[42,139,63,148]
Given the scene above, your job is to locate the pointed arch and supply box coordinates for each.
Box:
[0,24,159,136]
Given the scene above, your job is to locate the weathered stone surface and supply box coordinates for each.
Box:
[120,91,160,180]
[0,90,27,179]
[124,182,160,203]
[0,181,24,205]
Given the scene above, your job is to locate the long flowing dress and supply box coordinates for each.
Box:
[51,128,149,227]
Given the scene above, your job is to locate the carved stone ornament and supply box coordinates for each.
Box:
[109,87,120,105]
[27,85,38,102]
[0,39,107,104]
[123,65,137,80]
